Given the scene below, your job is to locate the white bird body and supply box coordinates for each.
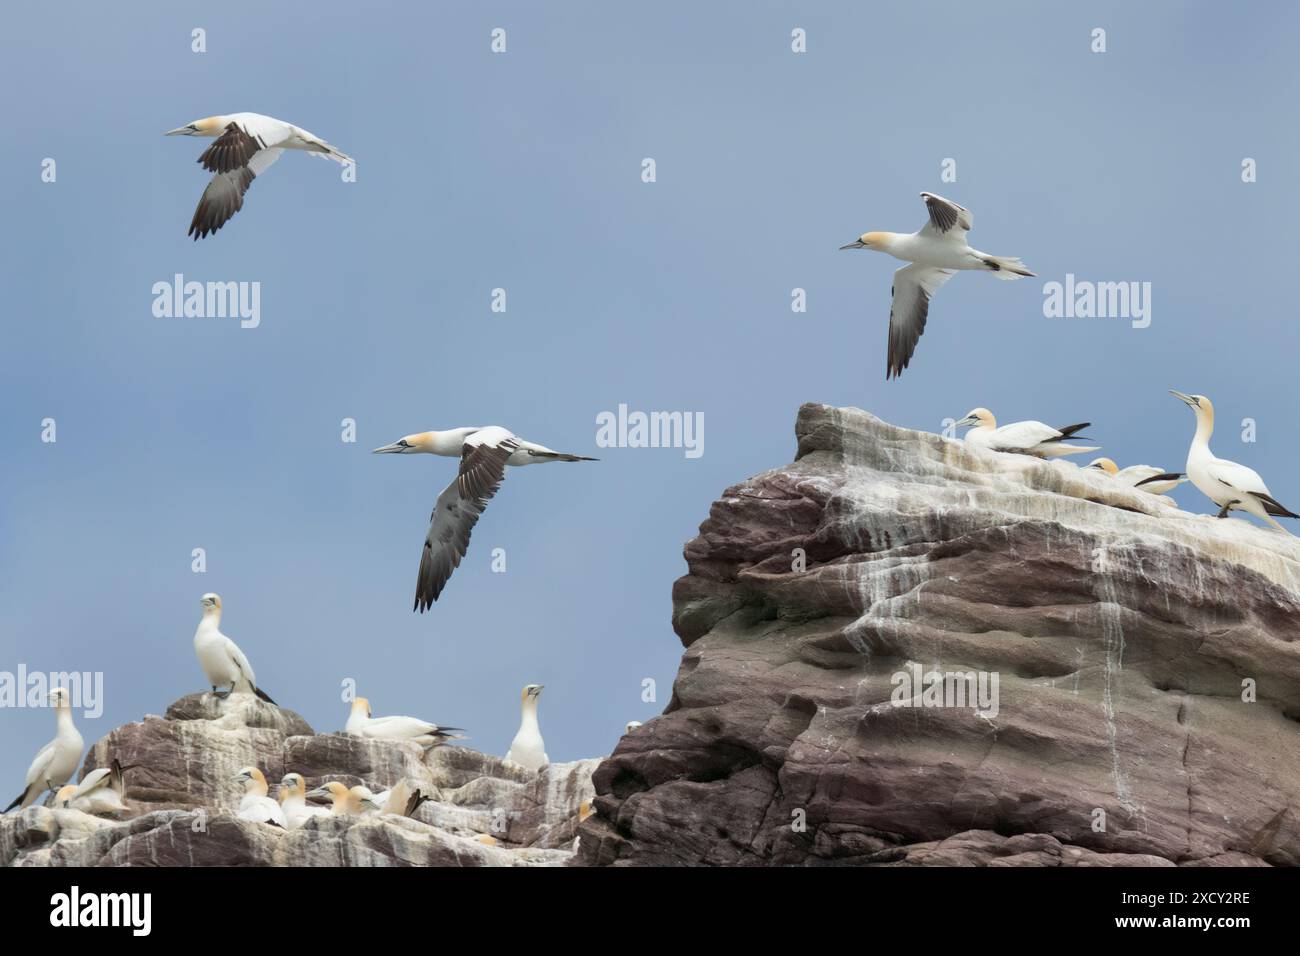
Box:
[345,697,463,748]
[165,112,352,239]
[278,774,327,829]
[374,426,597,609]
[1171,392,1297,532]
[5,688,84,812]
[193,593,273,701]
[841,193,1035,379]
[60,760,131,814]
[505,685,548,772]
[957,408,1098,459]
[235,767,286,828]
[1086,458,1187,496]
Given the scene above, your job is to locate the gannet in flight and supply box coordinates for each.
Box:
[840,192,1035,379]
[374,427,597,609]
[1170,391,1298,532]
[345,697,464,748]
[54,759,134,814]
[234,767,287,828]
[194,593,275,702]
[505,684,548,772]
[5,687,84,812]
[165,112,353,240]
[955,408,1099,459]
[1086,458,1187,496]
[278,773,328,829]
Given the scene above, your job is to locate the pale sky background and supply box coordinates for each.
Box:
[3,2,1299,794]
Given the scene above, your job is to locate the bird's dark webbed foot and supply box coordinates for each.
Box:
[212,685,232,700]
[1216,501,1239,519]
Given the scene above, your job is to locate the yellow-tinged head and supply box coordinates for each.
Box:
[48,687,71,709]
[839,231,894,251]
[521,683,544,704]
[279,773,307,802]
[55,785,77,807]
[1171,391,1215,429]
[1087,457,1119,475]
[200,593,222,612]
[372,432,435,454]
[234,766,268,796]
[955,408,996,430]
[306,781,353,813]
[165,116,226,136]
[350,697,372,717]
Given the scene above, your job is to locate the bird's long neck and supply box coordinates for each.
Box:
[1191,412,1214,453]
[428,428,479,456]
[519,698,540,732]
[55,701,76,733]
[201,607,222,628]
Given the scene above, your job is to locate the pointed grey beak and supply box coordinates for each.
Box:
[1169,390,1197,407]
[839,239,866,250]
[954,416,978,427]
[164,126,192,136]
[372,442,405,454]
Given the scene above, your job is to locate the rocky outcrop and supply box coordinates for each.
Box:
[3,693,596,867]
[578,404,1300,866]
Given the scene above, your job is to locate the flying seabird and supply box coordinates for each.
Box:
[194,593,275,702]
[956,408,1099,459]
[840,192,1035,379]
[55,759,134,814]
[234,767,287,828]
[278,773,328,829]
[505,684,548,772]
[1086,458,1187,496]
[165,112,353,239]
[374,426,597,609]
[1170,391,1298,532]
[344,697,464,748]
[5,688,85,812]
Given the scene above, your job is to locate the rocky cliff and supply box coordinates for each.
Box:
[578,403,1300,866]
[3,693,596,866]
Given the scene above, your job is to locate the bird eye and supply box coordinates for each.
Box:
[397,440,409,447]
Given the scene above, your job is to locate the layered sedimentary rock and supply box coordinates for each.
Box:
[3,693,596,867]
[579,404,1300,866]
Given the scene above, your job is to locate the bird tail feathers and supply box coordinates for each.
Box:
[983,255,1035,279]
[254,686,277,705]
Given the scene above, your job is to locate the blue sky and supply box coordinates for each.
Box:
[3,1,1299,794]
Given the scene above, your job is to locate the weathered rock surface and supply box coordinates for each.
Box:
[3,692,596,867]
[578,404,1300,866]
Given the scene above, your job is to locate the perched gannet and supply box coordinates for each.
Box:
[840,192,1035,379]
[5,688,84,812]
[278,773,328,829]
[57,759,134,814]
[374,427,597,609]
[193,593,275,702]
[306,781,363,815]
[955,408,1099,459]
[1086,458,1187,496]
[505,684,548,772]
[165,112,353,239]
[1170,391,1298,532]
[625,720,643,734]
[345,697,464,748]
[234,767,286,828]
[352,781,430,818]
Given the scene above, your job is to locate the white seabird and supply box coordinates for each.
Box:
[234,767,287,828]
[352,781,430,818]
[306,781,359,815]
[505,684,548,772]
[278,773,328,829]
[1086,457,1187,496]
[344,697,464,748]
[193,593,275,702]
[374,426,597,609]
[625,720,643,734]
[840,192,1035,379]
[1170,391,1298,532]
[955,408,1099,459]
[165,112,353,239]
[5,687,84,812]
[55,758,133,814]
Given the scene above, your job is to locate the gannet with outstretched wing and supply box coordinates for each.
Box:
[234,767,286,828]
[1086,458,1187,496]
[5,688,84,812]
[505,684,548,772]
[374,426,597,609]
[956,408,1099,459]
[345,697,464,748]
[57,759,134,814]
[165,112,353,239]
[194,593,275,702]
[1171,391,1298,532]
[840,192,1035,379]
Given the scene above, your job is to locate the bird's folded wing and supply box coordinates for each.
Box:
[363,715,436,738]
[224,638,257,689]
[988,420,1061,451]
[414,438,518,610]
[24,742,56,787]
[1208,459,1269,496]
[72,768,111,799]
[887,264,956,379]
[188,147,282,240]
[919,191,973,238]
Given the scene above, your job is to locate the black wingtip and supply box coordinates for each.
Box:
[254,686,277,705]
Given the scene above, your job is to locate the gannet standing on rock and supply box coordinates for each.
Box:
[1086,458,1187,496]
[505,684,548,772]
[344,697,464,748]
[54,759,133,814]
[193,593,275,702]
[278,773,328,829]
[5,688,84,812]
[955,408,1099,459]
[165,112,353,239]
[234,767,286,828]
[373,426,598,609]
[840,192,1035,379]
[1170,391,1298,532]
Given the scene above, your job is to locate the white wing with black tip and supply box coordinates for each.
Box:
[918,191,973,240]
[189,146,283,239]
